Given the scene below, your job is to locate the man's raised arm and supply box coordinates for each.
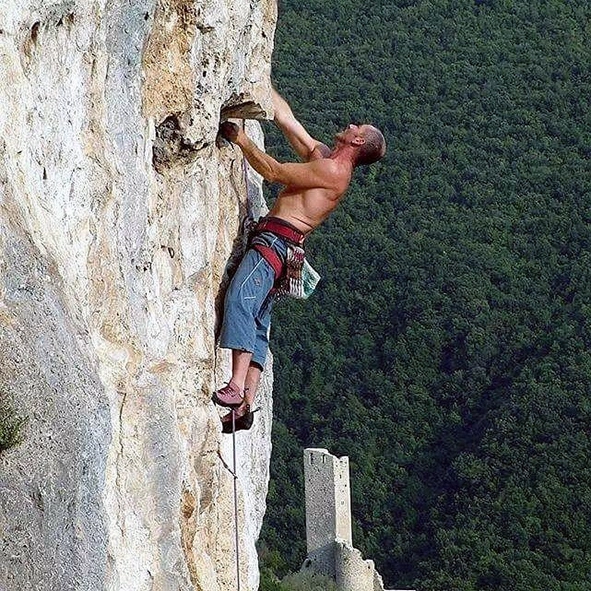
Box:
[272,87,331,162]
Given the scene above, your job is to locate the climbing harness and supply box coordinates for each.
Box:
[250,217,321,299]
[250,216,305,284]
[255,216,306,245]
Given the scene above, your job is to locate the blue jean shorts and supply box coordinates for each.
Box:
[219,232,287,368]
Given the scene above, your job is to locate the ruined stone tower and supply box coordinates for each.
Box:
[304,448,353,575]
[303,449,414,591]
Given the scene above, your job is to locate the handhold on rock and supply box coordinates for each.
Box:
[220,95,268,121]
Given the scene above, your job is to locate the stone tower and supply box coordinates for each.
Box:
[303,448,414,591]
[304,448,352,575]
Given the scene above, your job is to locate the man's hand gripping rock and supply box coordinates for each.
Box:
[219,121,242,145]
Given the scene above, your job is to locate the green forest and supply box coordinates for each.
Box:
[257,1,591,590]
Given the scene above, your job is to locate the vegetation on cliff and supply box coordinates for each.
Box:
[261,569,337,591]
[0,397,27,453]
[259,1,591,589]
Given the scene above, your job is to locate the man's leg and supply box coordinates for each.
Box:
[220,292,273,431]
[220,362,262,433]
[215,349,257,408]
[242,292,273,403]
[244,363,262,406]
[230,349,254,392]
[216,247,275,407]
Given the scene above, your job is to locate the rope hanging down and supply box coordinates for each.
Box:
[215,412,242,591]
[232,410,241,591]
[219,406,259,591]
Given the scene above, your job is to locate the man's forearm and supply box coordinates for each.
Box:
[270,86,319,160]
[236,133,280,182]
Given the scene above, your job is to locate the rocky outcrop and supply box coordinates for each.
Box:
[0,1,276,590]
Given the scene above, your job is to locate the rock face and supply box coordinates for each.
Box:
[0,1,276,590]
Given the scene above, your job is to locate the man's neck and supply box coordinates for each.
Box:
[329,144,357,169]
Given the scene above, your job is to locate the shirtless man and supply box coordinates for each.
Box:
[214,87,386,432]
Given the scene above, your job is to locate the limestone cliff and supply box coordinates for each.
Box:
[0,1,276,590]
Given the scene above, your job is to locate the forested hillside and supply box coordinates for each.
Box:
[258,1,591,589]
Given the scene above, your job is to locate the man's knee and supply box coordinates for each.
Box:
[249,360,264,372]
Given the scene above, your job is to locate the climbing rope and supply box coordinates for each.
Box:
[231,409,241,591]
[217,412,241,590]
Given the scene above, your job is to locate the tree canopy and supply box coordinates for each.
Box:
[259,1,591,589]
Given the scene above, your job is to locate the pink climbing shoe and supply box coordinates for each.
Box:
[212,381,245,408]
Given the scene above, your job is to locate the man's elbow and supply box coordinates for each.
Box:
[262,163,283,184]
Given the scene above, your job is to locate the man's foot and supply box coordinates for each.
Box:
[221,404,254,434]
[212,381,246,408]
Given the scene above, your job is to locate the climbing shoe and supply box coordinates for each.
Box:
[221,405,254,434]
[212,381,245,408]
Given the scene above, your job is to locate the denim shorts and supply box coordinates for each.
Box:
[219,232,287,368]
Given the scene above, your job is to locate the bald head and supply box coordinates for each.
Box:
[355,125,386,166]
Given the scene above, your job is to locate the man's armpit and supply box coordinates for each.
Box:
[309,143,332,161]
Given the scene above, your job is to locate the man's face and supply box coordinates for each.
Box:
[336,123,366,144]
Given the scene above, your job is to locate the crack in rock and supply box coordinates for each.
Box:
[152,114,208,172]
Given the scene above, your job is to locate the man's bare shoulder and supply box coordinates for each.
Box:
[307,155,347,176]
[307,157,351,195]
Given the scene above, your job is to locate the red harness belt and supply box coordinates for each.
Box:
[251,217,307,282]
[254,217,306,246]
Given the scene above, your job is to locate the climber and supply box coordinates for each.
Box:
[214,86,386,432]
